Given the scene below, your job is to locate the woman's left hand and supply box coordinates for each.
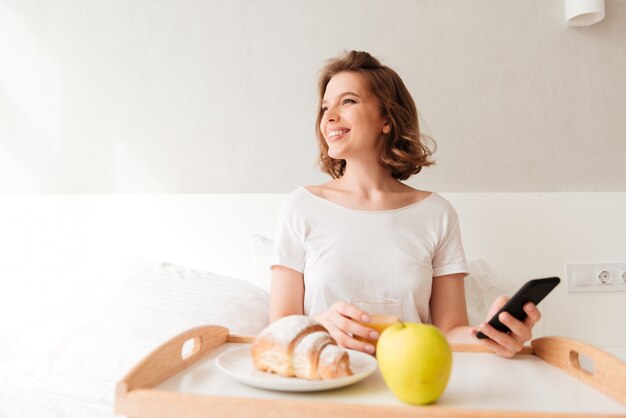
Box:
[470,295,542,358]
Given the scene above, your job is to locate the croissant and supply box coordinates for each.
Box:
[251,315,353,380]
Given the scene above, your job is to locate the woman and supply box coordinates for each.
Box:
[270,50,540,358]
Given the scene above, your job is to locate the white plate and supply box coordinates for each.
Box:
[215,347,378,392]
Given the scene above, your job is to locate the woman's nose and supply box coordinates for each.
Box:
[325,107,339,122]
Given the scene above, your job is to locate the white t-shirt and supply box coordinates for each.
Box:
[271,186,469,324]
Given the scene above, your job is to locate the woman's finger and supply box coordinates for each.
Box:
[342,336,376,354]
[486,295,509,319]
[522,302,541,328]
[474,322,521,357]
[327,325,376,354]
[498,311,531,343]
[333,300,371,323]
[325,301,377,354]
[470,328,515,358]
[331,301,378,340]
[331,310,379,341]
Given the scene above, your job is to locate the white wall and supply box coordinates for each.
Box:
[1,0,625,193]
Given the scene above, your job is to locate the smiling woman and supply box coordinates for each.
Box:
[315,51,436,181]
[270,50,544,360]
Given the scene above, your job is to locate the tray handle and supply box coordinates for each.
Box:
[227,334,255,343]
[117,325,230,396]
[531,336,626,405]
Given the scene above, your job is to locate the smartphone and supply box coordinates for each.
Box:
[476,277,560,339]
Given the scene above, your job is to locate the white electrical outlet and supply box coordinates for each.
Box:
[566,262,626,293]
[596,269,612,285]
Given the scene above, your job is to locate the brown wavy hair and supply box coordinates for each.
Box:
[315,50,436,180]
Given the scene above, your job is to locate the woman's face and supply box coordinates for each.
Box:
[320,71,389,161]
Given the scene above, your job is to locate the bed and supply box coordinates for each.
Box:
[0,193,624,417]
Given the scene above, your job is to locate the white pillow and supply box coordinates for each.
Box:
[249,234,274,293]
[18,258,270,406]
[464,260,518,326]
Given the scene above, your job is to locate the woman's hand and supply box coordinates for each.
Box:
[470,295,542,358]
[312,301,379,355]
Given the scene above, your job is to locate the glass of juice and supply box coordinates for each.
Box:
[351,298,401,344]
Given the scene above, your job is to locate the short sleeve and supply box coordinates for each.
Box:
[432,205,469,277]
[270,213,306,273]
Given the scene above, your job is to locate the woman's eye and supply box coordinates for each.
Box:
[321,106,328,113]
[342,99,356,105]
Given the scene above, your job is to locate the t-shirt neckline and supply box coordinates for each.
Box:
[299,186,435,214]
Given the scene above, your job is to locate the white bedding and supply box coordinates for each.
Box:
[0,257,271,418]
[0,373,112,418]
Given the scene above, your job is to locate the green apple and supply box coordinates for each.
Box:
[377,322,452,405]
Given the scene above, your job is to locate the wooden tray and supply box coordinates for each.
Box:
[115,326,626,418]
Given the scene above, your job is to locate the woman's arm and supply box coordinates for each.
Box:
[430,273,472,342]
[269,265,305,321]
[430,272,542,357]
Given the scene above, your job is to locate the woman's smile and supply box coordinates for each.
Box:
[327,128,351,142]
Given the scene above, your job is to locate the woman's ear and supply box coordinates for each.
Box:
[382,121,391,134]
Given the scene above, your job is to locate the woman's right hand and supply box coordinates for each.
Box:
[312,301,379,355]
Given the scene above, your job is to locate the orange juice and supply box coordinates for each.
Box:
[354,314,399,343]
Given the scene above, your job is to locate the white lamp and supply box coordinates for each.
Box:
[565,0,605,27]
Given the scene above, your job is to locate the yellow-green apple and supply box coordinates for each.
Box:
[376,322,452,405]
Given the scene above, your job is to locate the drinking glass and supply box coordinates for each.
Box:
[351,298,401,344]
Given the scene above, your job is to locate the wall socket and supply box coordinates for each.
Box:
[566,262,626,293]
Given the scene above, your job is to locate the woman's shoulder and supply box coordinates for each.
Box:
[278,186,318,215]
[390,186,456,216]
[423,192,461,219]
